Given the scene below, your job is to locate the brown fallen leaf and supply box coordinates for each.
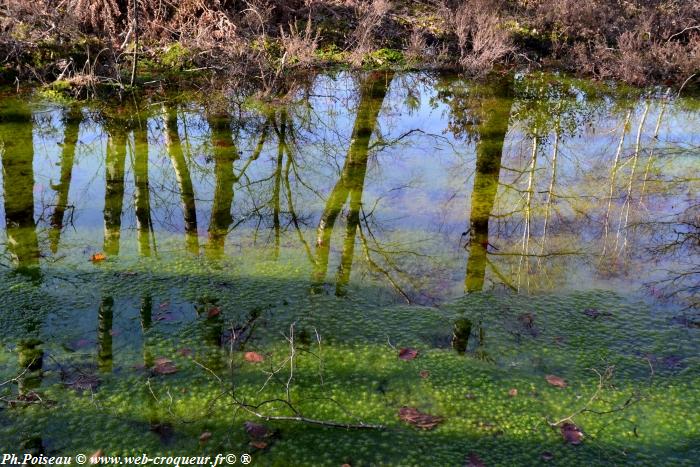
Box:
[90,253,106,263]
[419,370,430,379]
[398,406,443,430]
[508,388,518,397]
[244,421,269,439]
[178,348,193,357]
[153,357,178,375]
[250,440,268,449]
[244,352,265,363]
[545,374,568,388]
[541,451,554,461]
[465,452,486,467]
[207,307,221,318]
[199,431,212,444]
[560,422,584,445]
[398,348,418,361]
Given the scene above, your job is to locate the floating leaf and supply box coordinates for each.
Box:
[465,452,485,467]
[244,352,265,363]
[244,421,269,439]
[398,406,443,430]
[153,357,178,375]
[508,388,518,397]
[207,307,221,318]
[398,348,418,361]
[545,374,567,388]
[199,431,212,444]
[419,370,430,379]
[560,422,583,445]
[90,253,106,262]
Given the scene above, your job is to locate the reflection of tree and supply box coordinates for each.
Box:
[0,100,40,276]
[103,118,128,256]
[206,112,238,259]
[97,296,114,372]
[311,72,394,295]
[464,79,514,293]
[49,107,81,253]
[164,105,199,254]
[134,123,154,257]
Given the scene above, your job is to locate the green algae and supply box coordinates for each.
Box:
[0,246,697,464]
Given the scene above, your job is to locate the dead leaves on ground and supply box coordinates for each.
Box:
[398,348,418,361]
[560,422,584,445]
[244,351,265,363]
[244,421,273,450]
[398,406,443,430]
[152,357,178,375]
[545,374,568,388]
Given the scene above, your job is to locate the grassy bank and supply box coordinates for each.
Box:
[1,0,699,95]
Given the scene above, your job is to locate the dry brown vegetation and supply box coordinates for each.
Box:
[0,0,698,88]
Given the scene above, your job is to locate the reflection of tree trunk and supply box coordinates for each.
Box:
[206,114,238,259]
[164,106,199,254]
[538,124,559,271]
[272,110,286,259]
[517,136,538,290]
[104,123,127,256]
[49,107,81,253]
[465,80,514,293]
[134,125,153,257]
[0,101,39,273]
[601,110,632,259]
[615,102,649,255]
[313,72,393,290]
[97,296,114,373]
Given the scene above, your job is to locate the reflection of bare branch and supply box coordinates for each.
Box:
[639,96,668,207]
[357,223,411,303]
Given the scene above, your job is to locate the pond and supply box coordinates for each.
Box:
[0,72,698,465]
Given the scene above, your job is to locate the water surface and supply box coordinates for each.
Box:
[0,72,698,464]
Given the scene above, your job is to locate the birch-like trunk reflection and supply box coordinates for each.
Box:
[49,107,81,253]
[0,100,40,276]
[164,105,199,254]
[312,72,393,294]
[103,120,128,256]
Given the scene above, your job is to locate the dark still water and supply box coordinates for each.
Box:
[0,72,698,464]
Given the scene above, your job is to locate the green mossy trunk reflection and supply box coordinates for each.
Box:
[0,100,39,274]
[49,107,81,254]
[103,120,128,256]
[97,296,114,372]
[164,105,199,254]
[134,124,154,257]
[313,72,394,294]
[465,79,514,293]
[206,113,238,259]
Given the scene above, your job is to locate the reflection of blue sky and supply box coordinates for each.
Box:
[0,74,697,303]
